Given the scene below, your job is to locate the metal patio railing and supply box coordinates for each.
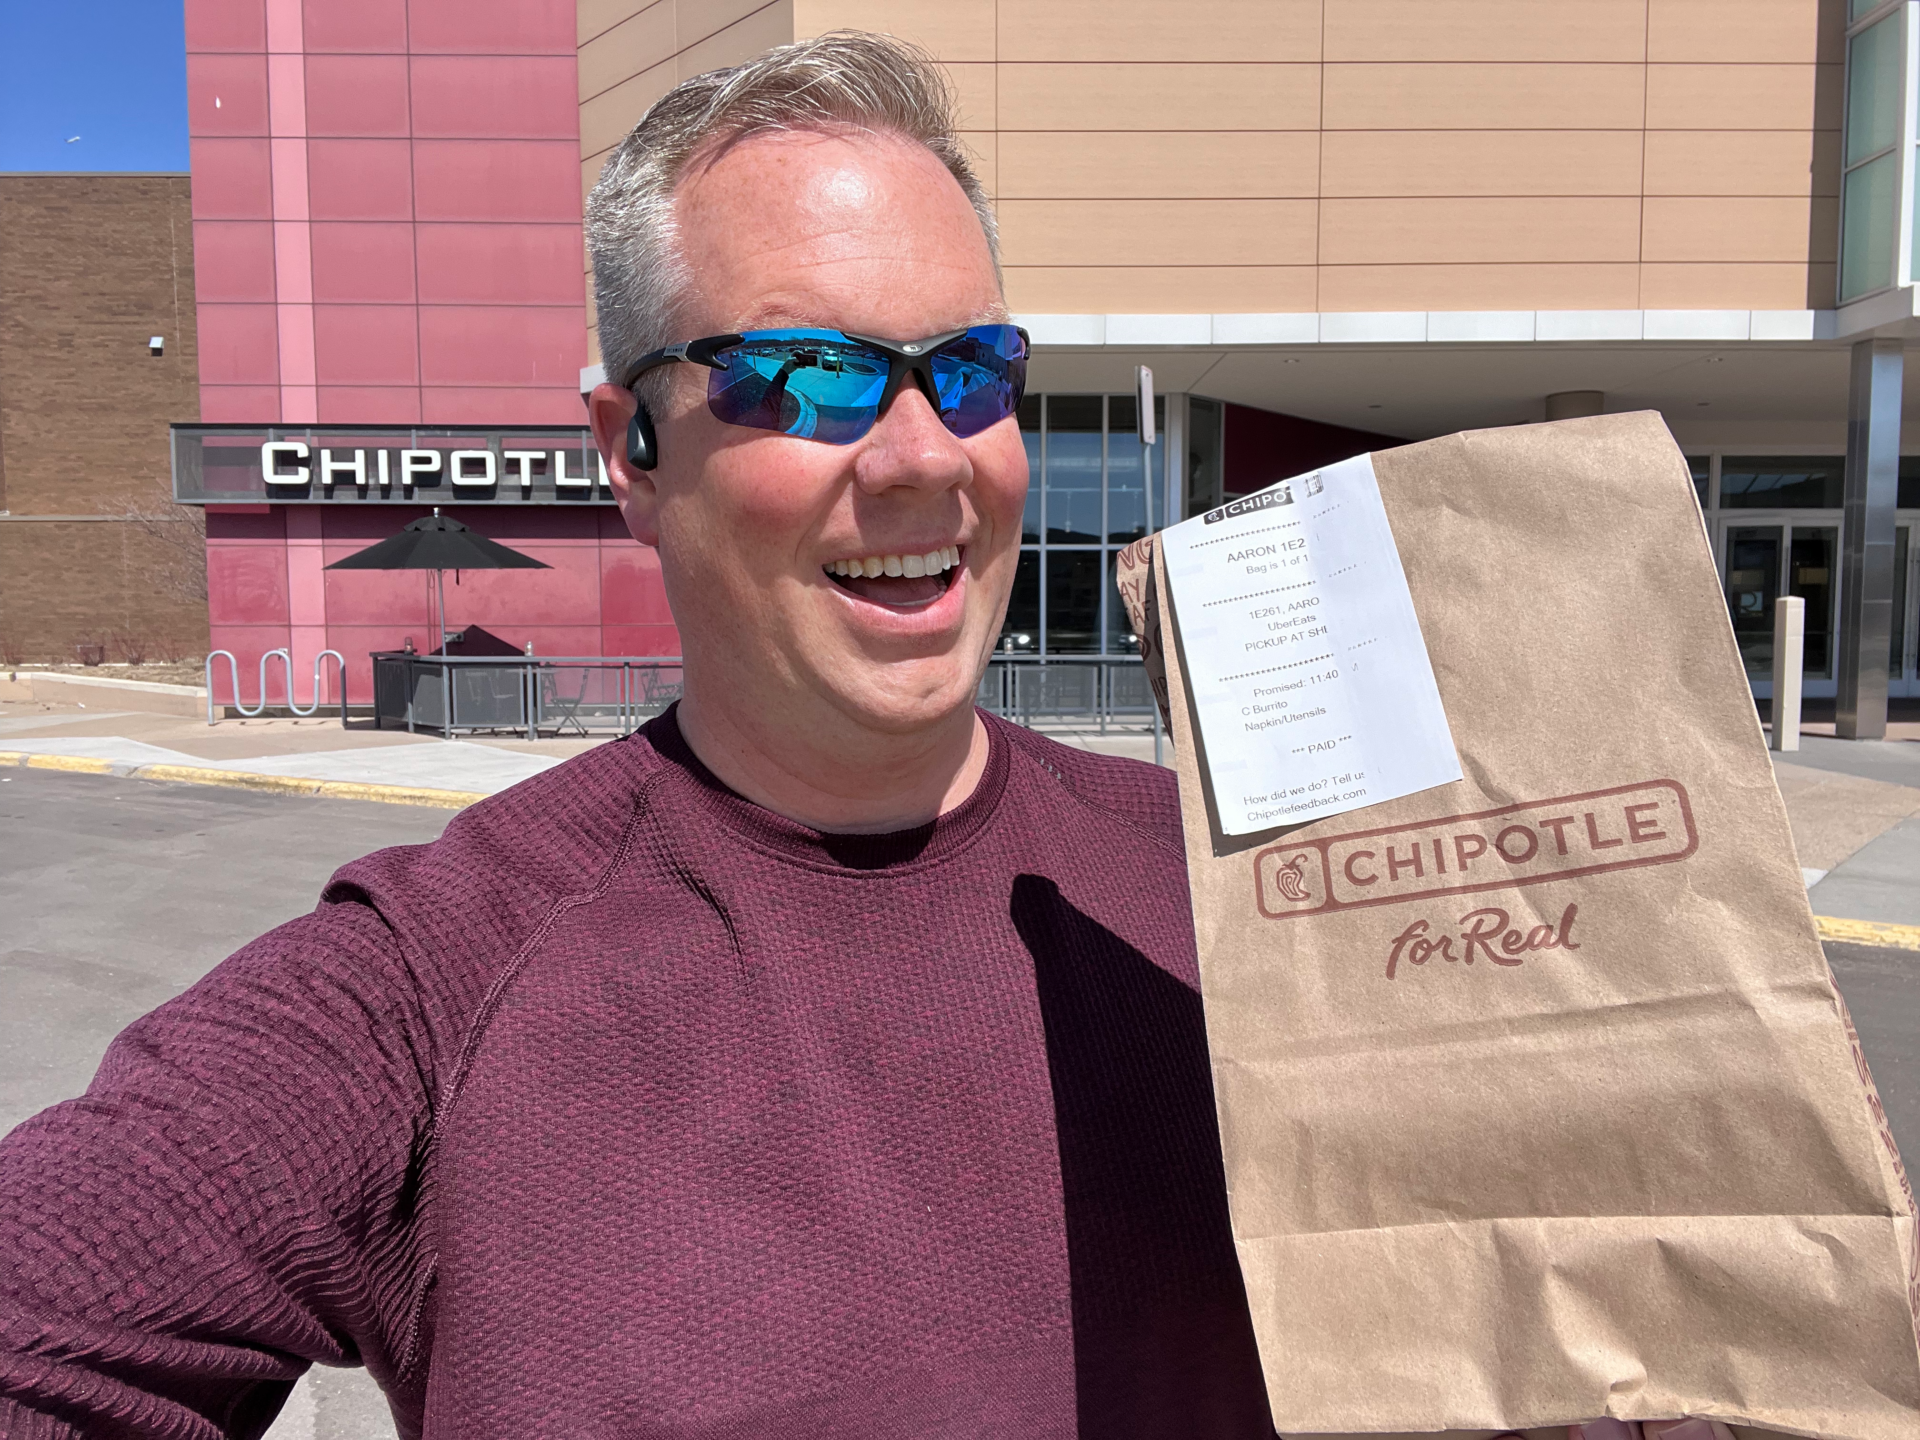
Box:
[369,653,684,739]
[976,656,1155,733]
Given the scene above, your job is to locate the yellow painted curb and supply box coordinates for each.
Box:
[1,751,484,810]
[1816,915,1920,952]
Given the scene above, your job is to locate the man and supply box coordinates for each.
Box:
[0,32,1735,1440]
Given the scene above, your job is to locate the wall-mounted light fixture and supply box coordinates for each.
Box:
[148,336,164,357]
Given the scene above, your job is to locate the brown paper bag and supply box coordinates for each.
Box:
[1115,413,1920,1440]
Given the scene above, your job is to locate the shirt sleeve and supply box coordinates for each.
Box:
[0,893,443,1439]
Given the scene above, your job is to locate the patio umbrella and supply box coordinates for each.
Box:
[326,508,549,650]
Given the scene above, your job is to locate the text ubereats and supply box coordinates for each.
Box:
[259,442,611,493]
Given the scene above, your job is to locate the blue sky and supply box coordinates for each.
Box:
[0,1,188,171]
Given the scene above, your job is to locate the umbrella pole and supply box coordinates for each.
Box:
[436,569,447,650]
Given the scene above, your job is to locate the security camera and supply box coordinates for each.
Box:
[148,336,164,357]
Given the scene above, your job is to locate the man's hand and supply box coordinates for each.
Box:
[1569,1419,1740,1440]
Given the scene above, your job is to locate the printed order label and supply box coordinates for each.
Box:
[1162,453,1461,835]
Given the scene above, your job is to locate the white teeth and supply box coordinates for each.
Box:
[825,546,964,580]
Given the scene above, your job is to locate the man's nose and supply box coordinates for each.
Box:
[852,380,972,495]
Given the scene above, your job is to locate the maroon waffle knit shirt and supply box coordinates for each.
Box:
[0,709,1274,1439]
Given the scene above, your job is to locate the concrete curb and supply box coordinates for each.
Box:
[1815,914,1920,952]
[0,751,485,810]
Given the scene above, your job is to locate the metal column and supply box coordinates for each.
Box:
[1837,337,1903,739]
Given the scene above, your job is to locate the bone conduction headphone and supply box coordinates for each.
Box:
[617,325,1030,470]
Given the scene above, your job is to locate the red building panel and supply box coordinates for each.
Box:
[313,304,422,386]
[315,386,424,423]
[418,305,586,387]
[192,221,277,303]
[187,54,269,136]
[420,387,592,425]
[310,222,417,303]
[411,140,582,221]
[408,57,580,140]
[198,386,283,421]
[186,0,266,52]
[207,540,291,626]
[189,138,274,218]
[196,304,281,385]
[304,55,412,137]
[414,224,584,304]
[303,0,408,54]
[307,139,415,220]
[406,0,577,55]
[601,546,676,627]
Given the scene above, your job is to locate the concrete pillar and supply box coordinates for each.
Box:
[1837,337,1902,739]
[1771,596,1804,752]
[1545,391,1604,421]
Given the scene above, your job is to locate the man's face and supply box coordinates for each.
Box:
[592,128,1026,739]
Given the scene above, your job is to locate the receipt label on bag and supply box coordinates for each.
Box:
[1161,453,1461,836]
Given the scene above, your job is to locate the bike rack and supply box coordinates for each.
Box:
[206,649,348,726]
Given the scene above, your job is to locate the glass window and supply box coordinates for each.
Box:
[999,550,1039,652]
[1686,455,1710,510]
[1854,0,1894,20]
[1724,527,1782,676]
[1719,456,1845,509]
[1843,150,1900,299]
[1849,14,1903,164]
[1045,550,1104,653]
[1105,394,1164,543]
[1843,11,1905,300]
[1044,395,1103,543]
[1186,397,1222,520]
[1106,551,1142,655]
[1018,395,1041,543]
[1899,456,1920,508]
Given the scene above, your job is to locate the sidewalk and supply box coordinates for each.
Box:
[4,691,1913,928]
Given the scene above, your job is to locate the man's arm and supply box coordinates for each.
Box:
[0,894,445,1439]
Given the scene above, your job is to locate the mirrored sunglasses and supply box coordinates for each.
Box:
[621,324,1029,445]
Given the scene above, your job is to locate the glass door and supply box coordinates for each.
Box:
[1895,522,1917,696]
[1719,517,1842,698]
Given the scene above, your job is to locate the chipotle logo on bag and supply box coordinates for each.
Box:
[1252,779,1697,919]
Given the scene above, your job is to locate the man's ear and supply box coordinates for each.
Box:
[588,382,661,547]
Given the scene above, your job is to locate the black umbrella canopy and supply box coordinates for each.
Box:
[325,512,549,572]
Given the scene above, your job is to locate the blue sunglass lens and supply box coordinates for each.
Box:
[930,326,1027,439]
[707,334,889,443]
[705,325,1027,444]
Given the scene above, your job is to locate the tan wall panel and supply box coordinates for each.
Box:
[673,1,795,80]
[996,0,1320,63]
[939,61,995,130]
[1637,261,1814,309]
[998,198,1317,266]
[672,0,788,57]
[1808,194,1838,262]
[1647,0,1823,64]
[1806,260,1836,306]
[793,0,995,61]
[1318,261,1641,311]
[1642,130,1818,197]
[581,0,660,47]
[1324,63,1646,130]
[957,132,996,196]
[1321,196,1641,265]
[1324,0,1646,63]
[580,60,675,157]
[1645,64,1820,129]
[1003,265,1318,313]
[1642,195,1815,262]
[1812,130,1840,196]
[997,64,1321,131]
[997,131,1319,199]
[579,1,676,102]
[1321,130,1644,197]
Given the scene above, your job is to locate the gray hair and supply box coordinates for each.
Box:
[586,30,1000,408]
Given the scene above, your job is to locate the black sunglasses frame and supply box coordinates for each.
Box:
[618,325,1030,422]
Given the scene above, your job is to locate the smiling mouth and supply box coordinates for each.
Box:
[824,545,962,608]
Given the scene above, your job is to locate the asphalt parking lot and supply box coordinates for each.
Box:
[2,764,1918,1438]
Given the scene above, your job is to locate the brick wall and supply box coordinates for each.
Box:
[0,174,207,663]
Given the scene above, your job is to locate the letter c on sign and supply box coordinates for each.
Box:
[262,441,309,485]
[1343,849,1378,886]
